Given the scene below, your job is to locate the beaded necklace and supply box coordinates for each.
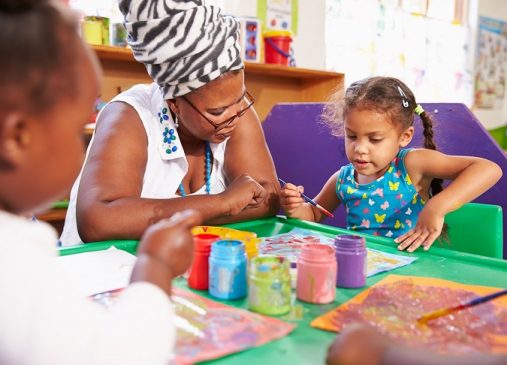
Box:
[178,141,212,197]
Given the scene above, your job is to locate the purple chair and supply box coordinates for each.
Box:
[262,103,507,257]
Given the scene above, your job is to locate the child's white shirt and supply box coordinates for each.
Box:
[0,210,174,365]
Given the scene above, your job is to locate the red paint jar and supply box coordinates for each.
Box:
[187,233,220,290]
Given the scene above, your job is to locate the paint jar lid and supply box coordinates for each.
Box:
[299,243,336,263]
[210,239,246,258]
[193,233,220,253]
[334,235,366,250]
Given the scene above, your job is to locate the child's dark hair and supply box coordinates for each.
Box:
[0,0,81,114]
[322,76,448,237]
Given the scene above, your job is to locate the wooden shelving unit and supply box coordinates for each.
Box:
[92,45,344,120]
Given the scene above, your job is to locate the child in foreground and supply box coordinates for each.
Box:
[281,76,502,252]
[326,324,507,365]
[0,1,201,364]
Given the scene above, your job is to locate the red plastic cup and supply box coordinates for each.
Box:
[187,233,220,290]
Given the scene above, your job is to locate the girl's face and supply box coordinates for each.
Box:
[171,70,252,144]
[344,108,413,184]
[19,45,100,215]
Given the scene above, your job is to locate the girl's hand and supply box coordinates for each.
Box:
[280,182,305,217]
[395,204,444,252]
[137,209,202,277]
[221,174,267,216]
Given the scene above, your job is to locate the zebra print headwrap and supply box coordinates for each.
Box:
[119,0,243,98]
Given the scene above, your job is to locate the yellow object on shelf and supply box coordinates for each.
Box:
[192,226,260,258]
[82,16,110,46]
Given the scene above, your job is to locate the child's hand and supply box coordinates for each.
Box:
[221,174,267,215]
[280,182,305,217]
[326,324,388,365]
[137,209,202,277]
[395,204,444,252]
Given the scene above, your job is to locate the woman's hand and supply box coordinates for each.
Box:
[395,202,444,252]
[280,182,305,217]
[220,174,267,216]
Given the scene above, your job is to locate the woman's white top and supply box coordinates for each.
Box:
[60,83,228,246]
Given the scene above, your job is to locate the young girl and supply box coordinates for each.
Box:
[281,76,502,252]
[0,1,201,364]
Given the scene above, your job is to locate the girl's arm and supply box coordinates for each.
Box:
[211,106,281,224]
[396,149,502,252]
[280,172,341,222]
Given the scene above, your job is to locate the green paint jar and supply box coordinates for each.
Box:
[248,255,291,315]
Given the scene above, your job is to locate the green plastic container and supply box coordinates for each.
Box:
[248,255,291,315]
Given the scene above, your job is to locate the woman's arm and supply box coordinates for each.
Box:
[76,102,242,242]
[211,107,281,224]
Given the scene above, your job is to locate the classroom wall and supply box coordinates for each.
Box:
[214,0,326,70]
[470,0,507,130]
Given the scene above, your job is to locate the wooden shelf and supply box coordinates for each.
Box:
[91,44,344,120]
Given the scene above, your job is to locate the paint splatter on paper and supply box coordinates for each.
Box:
[91,287,294,364]
[311,275,507,354]
[259,228,416,276]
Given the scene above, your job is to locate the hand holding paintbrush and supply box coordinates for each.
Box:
[278,178,334,218]
[417,288,507,325]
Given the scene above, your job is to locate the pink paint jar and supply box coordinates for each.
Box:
[296,243,336,304]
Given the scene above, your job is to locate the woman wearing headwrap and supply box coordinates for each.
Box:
[60,0,279,245]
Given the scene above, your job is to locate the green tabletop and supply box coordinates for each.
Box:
[59,216,507,365]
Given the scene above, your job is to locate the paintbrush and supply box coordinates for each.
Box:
[278,178,334,218]
[417,288,507,325]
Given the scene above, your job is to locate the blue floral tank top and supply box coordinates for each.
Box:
[336,149,426,238]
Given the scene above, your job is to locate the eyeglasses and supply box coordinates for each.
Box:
[181,90,255,131]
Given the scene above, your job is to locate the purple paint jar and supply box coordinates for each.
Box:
[334,235,367,288]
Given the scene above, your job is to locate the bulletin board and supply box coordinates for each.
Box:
[474,16,507,110]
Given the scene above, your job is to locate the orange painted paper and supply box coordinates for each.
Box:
[311,275,507,354]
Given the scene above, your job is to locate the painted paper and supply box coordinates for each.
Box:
[91,287,295,364]
[259,228,416,276]
[311,275,507,354]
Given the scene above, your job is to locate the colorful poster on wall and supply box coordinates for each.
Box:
[475,17,507,109]
[257,0,298,35]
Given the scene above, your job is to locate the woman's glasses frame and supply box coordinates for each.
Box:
[181,90,255,131]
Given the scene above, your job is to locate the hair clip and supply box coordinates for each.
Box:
[397,86,409,108]
[414,104,425,116]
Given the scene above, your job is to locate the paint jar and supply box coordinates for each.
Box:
[110,22,127,47]
[209,240,247,300]
[187,233,220,290]
[244,238,259,259]
[334,235,367,288]
[248,256,291,315]
[82,16,110,46]
[296,244,336,304]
